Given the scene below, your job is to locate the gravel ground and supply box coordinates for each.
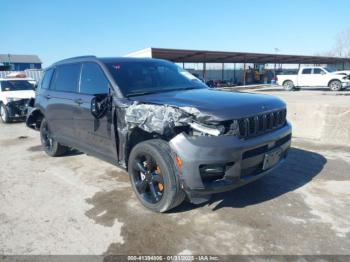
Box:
[0,121,350,255]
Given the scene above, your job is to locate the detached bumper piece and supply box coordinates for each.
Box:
[6,99,30,119]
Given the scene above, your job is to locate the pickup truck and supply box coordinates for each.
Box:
[26,56,292,212]
[277,67,350,91]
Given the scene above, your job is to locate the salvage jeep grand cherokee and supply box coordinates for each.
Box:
[27,56,292,212]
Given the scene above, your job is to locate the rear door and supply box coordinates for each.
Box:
[73,62,116,159]
[298,68,313,86]
[45,63,81,144]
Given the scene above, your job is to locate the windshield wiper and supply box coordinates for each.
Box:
[179,86,202,91]
[126,90,161,97]
[126,86,203,97]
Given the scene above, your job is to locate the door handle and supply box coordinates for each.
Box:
[44,95,51,99]
[74,98,83,105]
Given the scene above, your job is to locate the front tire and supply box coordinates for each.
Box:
[40,118,69,157]
[128,139,185,213]
[329,80,342,91]
[283,80,295,91]
[0,104,11,123]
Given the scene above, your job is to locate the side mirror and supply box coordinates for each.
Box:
[321,71,326,75]
[91,94,110,119]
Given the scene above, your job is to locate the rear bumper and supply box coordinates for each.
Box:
[5,99,30,119]
[169,122,292,203]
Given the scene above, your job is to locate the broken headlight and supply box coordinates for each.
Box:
[189,122,225,136]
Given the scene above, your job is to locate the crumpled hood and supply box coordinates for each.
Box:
[330,70,350,76]
[130,88,286,121]
[1,90,35,104]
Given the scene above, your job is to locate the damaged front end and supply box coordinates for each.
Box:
[121,101,291,205]
[123,102,230,138]
[4,98,31,119]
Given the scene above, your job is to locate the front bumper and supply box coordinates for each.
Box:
[5,99,30,119]
[342,81,350,87]
[169,122,292,203]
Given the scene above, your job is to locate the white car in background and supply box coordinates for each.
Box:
[277,66,350,91]
[0,78,36,123]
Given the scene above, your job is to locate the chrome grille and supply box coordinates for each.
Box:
[229,109,287,139]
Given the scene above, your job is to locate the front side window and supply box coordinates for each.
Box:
[0,80,35,91]
[52,63,81,92]
[40,68,54,89]
[313,68,323,74]
[80,63,109,95]
[105,60,207,97]
[302,69,312,74]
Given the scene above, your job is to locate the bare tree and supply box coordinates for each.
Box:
[333,27,350,57]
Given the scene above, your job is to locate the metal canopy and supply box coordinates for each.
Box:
[149,48,350,64]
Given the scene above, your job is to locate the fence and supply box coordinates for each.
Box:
[0,69,43,82]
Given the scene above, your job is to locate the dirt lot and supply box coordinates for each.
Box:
[1,119,350,255]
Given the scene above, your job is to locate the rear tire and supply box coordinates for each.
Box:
[328,80,342,91]
[40,118,69,157]
[0,104,11,123]
[128,139,185,213]
[283,80,295,91]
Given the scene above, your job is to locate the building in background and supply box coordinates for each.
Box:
[126,47,350,85]
[0,54,42,71]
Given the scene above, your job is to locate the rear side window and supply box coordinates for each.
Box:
[302,68,312,74]
[52,63,81,92]
[41,68,54,89]
[80,63,109,95]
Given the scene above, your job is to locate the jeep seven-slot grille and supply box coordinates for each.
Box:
[231,109,287,139]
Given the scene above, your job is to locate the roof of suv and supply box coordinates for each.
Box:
[52,56,164,66]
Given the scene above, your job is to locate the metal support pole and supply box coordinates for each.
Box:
[221,63,224,81]
[203,62,207,82]
[182,62,185,69]
[233,63,236,83]
[243,62,246,86]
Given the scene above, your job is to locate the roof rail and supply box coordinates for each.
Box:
[68,55,97,59]
[54,55,97,64]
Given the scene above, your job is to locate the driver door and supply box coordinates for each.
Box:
[312,68,328,86]
[73,62,117,160]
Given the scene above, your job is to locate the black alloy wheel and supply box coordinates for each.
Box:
[131,153,165,204]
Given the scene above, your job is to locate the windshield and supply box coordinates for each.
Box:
[1,80,35,91]
[105,60,207,97]
[324,67,337,73]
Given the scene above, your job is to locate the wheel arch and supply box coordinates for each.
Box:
[282,79,294,86]
[26,108,45,130]
[125,128,158,170]
[328,78,342,87]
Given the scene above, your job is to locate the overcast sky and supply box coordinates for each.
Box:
[1,0,349,66]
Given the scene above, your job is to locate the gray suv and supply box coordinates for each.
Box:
[27,56,292,212]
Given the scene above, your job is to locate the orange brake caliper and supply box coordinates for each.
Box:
[155,166,164,192]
